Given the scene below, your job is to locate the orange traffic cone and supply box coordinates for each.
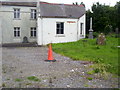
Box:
[45,43,56,62]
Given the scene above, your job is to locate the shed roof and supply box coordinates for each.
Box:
[0,1,86,18]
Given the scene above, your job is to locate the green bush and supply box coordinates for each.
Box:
[93,32,99,38]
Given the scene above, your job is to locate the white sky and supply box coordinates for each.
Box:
[1,0,119,10]
[41,0,119,10]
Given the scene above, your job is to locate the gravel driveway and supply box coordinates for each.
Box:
[2,47,118,88]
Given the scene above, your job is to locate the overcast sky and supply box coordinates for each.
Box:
[0,0,119,10]
[41,0,119,10]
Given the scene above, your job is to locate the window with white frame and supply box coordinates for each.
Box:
[56,22,64,34]
[31,9,36,19]
[14,27,20,37]
[14,8,20,19]
[80,23,84,35]
[30,27,36,37]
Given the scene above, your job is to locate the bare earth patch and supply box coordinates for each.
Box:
[2,47,118,88]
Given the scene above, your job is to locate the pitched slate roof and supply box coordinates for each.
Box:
[40,2,85,18]
[0,1,86,18]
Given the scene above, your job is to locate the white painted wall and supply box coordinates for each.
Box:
[78,14,86,39]
[0,5,37,43]
[37,14,86,45]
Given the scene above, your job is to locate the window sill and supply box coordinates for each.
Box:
[30,37,37,38]
[55,34,65,37]
[14,37,21,38]
[30,19,37,20]
[13,18,21,20]
[80,35,84,37]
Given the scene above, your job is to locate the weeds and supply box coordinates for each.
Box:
[84,84,90,87]
[87,70,95,75]
[87,77,93,80]
[27,76,40,82]
[7,78,10,80]
[26,83,32,85]
[91,63,113,79]
[2,83,6,87]
[15,78,22,82]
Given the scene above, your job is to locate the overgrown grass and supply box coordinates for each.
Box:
[52,34,119,76]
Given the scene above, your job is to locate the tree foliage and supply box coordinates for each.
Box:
[86,1,120,34]
[115,1,120,30]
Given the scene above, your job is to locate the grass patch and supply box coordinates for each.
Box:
[15,78,22,82]
[2,83,6,87]
[27,76,40,82]
[7,78,10,80]
[84,84,90,87]
[87,70,95,75]
[26,83,32,85]
[52,34,119,76]
[87,77,93,80]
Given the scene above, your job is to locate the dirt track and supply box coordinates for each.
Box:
[2,47,118,88]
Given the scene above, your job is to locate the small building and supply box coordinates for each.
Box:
[0,1,86,45]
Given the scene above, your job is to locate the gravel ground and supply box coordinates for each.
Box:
[1,47,119,88]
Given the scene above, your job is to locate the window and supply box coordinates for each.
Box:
[56,22,64,34]
[14,8,20,19]
[14,27,20,37]
[80,23,84,34]
[31,9,36,19]
[30,27,36,37]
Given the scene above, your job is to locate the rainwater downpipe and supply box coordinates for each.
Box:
[77,18,80,41]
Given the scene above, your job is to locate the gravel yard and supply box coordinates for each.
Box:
[1,47,118,88]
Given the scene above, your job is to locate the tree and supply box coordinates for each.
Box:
[89,2,117,34]
[115,1,120,31]
[80,2,85,7]
[75,2,78,5]
[86,9,92,34]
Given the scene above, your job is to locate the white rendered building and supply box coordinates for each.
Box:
[0,1,86,45]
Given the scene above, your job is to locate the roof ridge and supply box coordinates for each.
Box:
[40,2,84,7]
[0,1,85,8]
